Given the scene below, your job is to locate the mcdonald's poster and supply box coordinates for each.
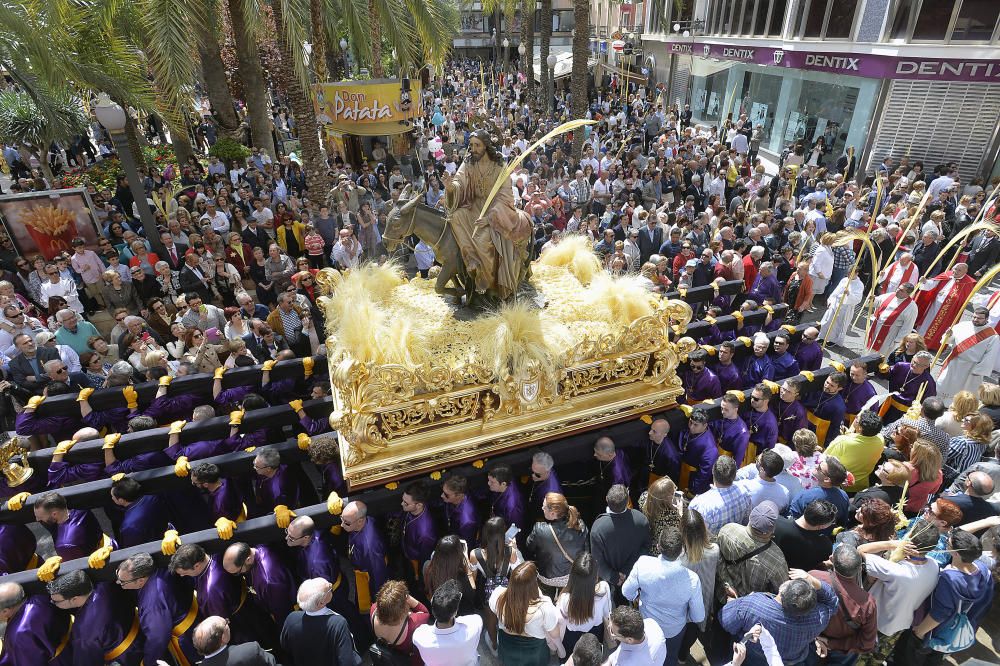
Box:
[0,189,102,259]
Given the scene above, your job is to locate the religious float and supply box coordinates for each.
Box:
[316,239,695,489]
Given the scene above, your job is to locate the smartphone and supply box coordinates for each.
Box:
[504,525,520,542]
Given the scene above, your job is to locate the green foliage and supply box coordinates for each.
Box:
[0,89,88,148]
[208,137,251,163]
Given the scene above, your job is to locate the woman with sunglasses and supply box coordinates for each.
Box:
[211,256,243,308]
[79,351,110,389]
[179,327,228,374]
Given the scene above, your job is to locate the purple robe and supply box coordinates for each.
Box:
[192,553,244,619]
[526,470,563,519]
[763,318,783,333]
[803,392,847,446]
[15,411,79,443]
[292,533,354,611]
[348,520,388,611]
[844,380,877,418]
[401,509,437,564]
[793,340,823,371]
[596,449,632,492]
[770,352,801,381]
[744,409,778,456]
[300,414,330,436]
[48,461,105,488]
[698,324,724,345]
[741,354,775,388]
[246,545,297,625]
[215,385,254,407]
[82,407,134,434]
[741,323,761,338]
[0,523,37,575]
[651,435,682,479]
[163,438,227,462]
[678,429,719,495]
[683,367,722,402]
[142,393,200,424]
[749,273,781,303]
[0,470,45,501]
[136,569,198,666]
[106,450,172,476]
[204,479,246,522]
[47,509,105,561]
[252,464,304,514]
[712,417,751,467]
[0,595,73,666]
[714,361,742,392]
[444,496,479,546]
[887,362,937,408]
[322,462,347,496]
[491,484,526,529]
[773,400,808,443]
[70,581,143,665]
[118,495,172,548]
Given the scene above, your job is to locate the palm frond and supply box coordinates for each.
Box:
[404,0,459,69]
[323,0,371,66]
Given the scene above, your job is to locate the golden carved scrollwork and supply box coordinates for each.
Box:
[381,393,481,438]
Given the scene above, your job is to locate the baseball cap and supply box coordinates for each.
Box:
[749,500,780,534]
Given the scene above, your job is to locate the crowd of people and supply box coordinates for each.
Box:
[0,58,999,666]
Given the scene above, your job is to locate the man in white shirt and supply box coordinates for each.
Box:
[331,228,363,270]
[413,579,481,666]
[39,262,84,313]
[735,449,791,513]
[0,305,45,356]
[251,198,274,227]
[927,168,957,202]
[605,605,667,666]
[199,201,230,234]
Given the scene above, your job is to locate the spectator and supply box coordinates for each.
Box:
[469,517,523,654]
[677,508,720,664]
[280,578,362,666]
[605,604,667,665]
[736,450,791,513]
[689,456,752,535]
[944,414,993,482]
[716,501,789,602]
[52,308,100,356]
[772,500,837,572]
[526,492,589,597]
[488,561,562,663]
[589,484,651,601]
[641,477,682,554]
[556,553,612,654]
[944,471,998,524]
[622,526,705,665]
[824,411,884,492]
[412,579,482,666]
[719,569,838,666]
[789,456,850,528]
[193,615,277,665]
[370,580,429,665]
[423,535,477,616]
[39,262,84,313]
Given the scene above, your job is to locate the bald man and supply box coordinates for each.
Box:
[946,471,999,524]
[193,615,276,666]
[341,500,388,613]
[222,542,297,626]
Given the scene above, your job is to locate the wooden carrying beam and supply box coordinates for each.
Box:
[25,356,327,419]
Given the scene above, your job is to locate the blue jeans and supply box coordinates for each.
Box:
[663,628,686,666]
[824,266,847,299]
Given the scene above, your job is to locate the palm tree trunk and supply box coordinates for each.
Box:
[228,0,276,157]
[193,20,241,139]
[570,0,589,159]
[369,0,384,77]
[171,123,195,165]
[520,0,534,103]
[309,0,328,82]
[539,0,551,111]
[272,0,329,201]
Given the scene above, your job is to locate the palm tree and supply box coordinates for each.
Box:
[569,0,588,158]
[538,0,551,111]
[226,0,276,157]
[0,89,88,182]
[193,10,242,141]
[349,0,459,78]
[520,0,534,102]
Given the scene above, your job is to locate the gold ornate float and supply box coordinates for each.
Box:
[318,238,694,489]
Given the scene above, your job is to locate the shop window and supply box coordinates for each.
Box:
[753,0,770,36]
[952,0,1000,41]
[803,0,828,38]
[912,0,957,40]
[767,0,787,35]
[825,0,858,38]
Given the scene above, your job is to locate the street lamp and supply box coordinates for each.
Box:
[546,53,557,112]
[518,42,526,77]
[340,38,350,77]
[93,93,163,256]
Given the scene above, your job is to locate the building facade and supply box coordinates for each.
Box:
[640,0,1000,180]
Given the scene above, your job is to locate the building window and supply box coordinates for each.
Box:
[767,0,787,35]
[912,0,957,40]
[952,0,1000,41]
[825,0,858,38]
[803,0,828,38]
[753,0,770,36]
[649,0,666,33]
[741,0,756,34]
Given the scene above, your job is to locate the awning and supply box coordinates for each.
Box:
[323,120,414,137]
[531,46,597,82]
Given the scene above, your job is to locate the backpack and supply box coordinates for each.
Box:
[476,547,511,598]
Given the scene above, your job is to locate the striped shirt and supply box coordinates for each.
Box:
[688,485,752,535]
[945,436,987,477]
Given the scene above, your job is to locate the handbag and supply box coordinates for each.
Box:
[368,612,412,666]
[926,600,976,654]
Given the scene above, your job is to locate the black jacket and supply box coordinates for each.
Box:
[636,226,663,265]
[590,509,651,586]
[279,611,362,666]
[199,642,277,666]
[179,264,214,303]
[9,347,61,389]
